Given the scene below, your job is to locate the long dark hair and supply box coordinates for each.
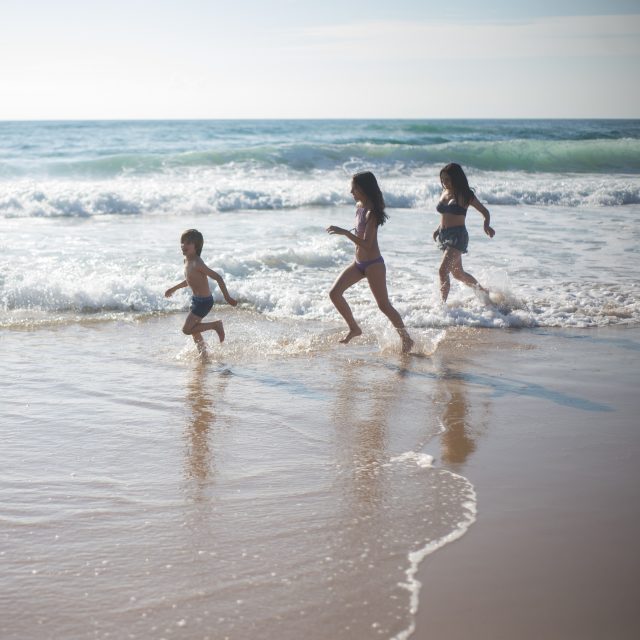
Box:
[440,163,474,207]
[352,171,388,226]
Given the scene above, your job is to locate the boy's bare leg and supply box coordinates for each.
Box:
[183,312,204,335]
[192,332,207,355]
[182,313,225,343]
[329,263,365,343]
[200,320,224,343]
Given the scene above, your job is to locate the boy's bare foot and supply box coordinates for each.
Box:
[213,321,225,343]
[339,327,362,344]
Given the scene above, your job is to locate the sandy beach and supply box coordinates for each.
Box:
[415,326,640,640]
[2,312,639,639]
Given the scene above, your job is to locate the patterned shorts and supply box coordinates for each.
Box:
[436,226,469,254]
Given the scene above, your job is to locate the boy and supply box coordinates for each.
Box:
[165,229,237,352]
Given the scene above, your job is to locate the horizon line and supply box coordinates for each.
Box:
[1,116,639,123]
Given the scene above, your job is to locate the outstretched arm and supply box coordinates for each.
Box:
[200,264,238,306]
[165,280,188,297]
[469,196,495,238]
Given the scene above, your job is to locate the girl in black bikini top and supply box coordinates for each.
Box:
[433,162,495,303]
[436,200,467,216]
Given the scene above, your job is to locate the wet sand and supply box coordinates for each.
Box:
[415,327,640,640]
[1,316,639,639]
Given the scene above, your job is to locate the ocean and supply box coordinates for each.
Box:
[1,119,639,639]
[1,119,639,330]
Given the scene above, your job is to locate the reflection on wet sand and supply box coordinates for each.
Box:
[439,375,477,465]
[183,362,229,494]
[330,357,408,509]
[433,357,489,466]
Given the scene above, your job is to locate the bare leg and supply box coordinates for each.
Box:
[329,263,365,343]
[182,313,225,343]
[438,249,456,302]
[191,332,207,356]
[365,262,414,353]
[439,248,488,301]
[192,320,224,343]
[449,252,488,295]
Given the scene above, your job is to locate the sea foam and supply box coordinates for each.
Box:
[2,120,639,331]
[1,170,639,220]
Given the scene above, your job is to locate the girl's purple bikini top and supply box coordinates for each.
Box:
[354,207,368,237]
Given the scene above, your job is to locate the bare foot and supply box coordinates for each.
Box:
[401,335,414,354]
[339,327,362,344]
[474,284,490,298]
[213,320,225,343]
[397,329,414,353]
[475,288,492,305]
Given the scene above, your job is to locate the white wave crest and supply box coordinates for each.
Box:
[1,168,639,220]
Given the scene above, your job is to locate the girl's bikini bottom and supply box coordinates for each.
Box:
[355,255,385,275]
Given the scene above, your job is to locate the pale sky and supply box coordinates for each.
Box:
[1,0,639,119]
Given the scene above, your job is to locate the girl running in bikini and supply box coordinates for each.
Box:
[327,171,413,353]
[433,163,495,302]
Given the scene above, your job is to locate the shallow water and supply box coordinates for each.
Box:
[1,316,476,639]
[1,203,639,332]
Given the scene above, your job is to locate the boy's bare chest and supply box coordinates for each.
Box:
[184,261,203,281]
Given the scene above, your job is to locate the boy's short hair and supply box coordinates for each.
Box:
[181,229,204,256]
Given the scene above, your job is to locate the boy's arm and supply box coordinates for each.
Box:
[165,280,187,297]
[200,264,238,306]
[469,196,495,238]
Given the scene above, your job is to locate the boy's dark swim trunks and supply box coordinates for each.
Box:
[190,295,214,318]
